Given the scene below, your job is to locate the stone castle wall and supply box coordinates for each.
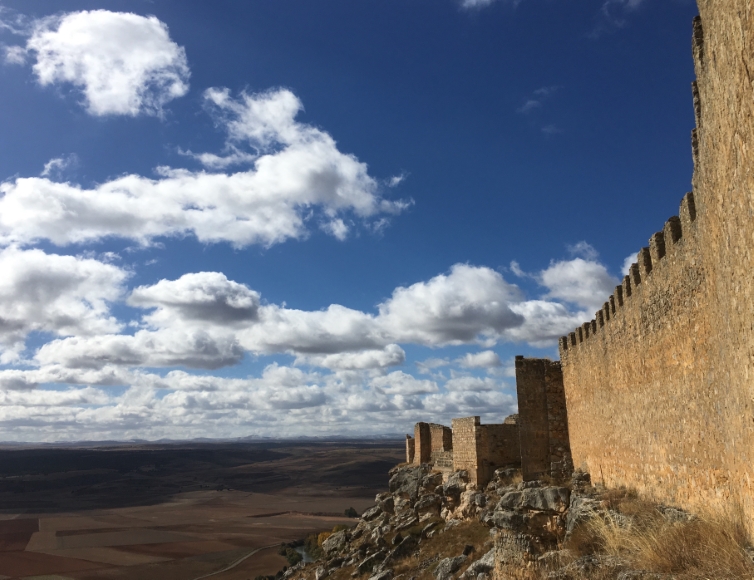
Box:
[478,423,520,484]
[515,357,571,481]
[450,416,520,485]
[409,422,453,466]
[403,3,753,527]
[559,1,754,527]
[431,450,454,471]
[405,434,415,464]
[413,422,431,465]
[450,417,480,482]
[430,423,453,452]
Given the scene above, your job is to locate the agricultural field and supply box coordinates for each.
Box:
[0,440,403,580]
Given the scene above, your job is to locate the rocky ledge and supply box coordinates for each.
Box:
[281,464,743,580]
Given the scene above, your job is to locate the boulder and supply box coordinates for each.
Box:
[434,555,467,580]
[393,496,411,514]
[457,491,488,518]
[369,530,390,549]
[389,465,430,500]
[657,505,694,523]
[378,495,395,515]
[482,510,526,531]
[322,530,348,555]
[357,550,387,574]
[378,534,419,571]
[315,566,328,580]
[415,493,443,517]
[422,521,440,537]
[461,548,494,578]
[421,472,444,492]
[520,487,570,513]
[443,470,469,497]
[498,487,570,513]
[395,514,419,531]
[497,491,523,510]
[565,496,602,538]
[362,505,383,521]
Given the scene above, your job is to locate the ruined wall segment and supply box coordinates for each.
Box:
[406,435,415,464]
[515,357,571,481]
[559,2,754,526]
[452,417,480,483]
[544,362,571,478]
[429,423,453,452]
[410,422,454,469]
[479,423,520,484]
[413,422,431,465]
[452,416,521,486]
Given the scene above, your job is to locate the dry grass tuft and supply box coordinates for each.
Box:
[392,520,492,580]
[497,470,523,487]
[588,499,754,579]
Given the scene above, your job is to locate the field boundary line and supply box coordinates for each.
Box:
[190,543,279,580]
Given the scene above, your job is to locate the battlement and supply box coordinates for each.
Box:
[407,4,754,529]
[558,191,699,358]
[555,0,754,533]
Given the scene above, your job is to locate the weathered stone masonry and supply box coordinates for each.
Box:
[451,416,520,485]
[514,357,571,481]
[406,422,453,465]
[558,1,754,530]
[405,364,567,487]
[405,434,415,464]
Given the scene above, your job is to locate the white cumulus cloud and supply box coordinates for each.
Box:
[0,90,408,249]
[3,45,26,65]
[30,261,601,372]
[0,246,127,363]
[129,272,260,326]
[296,345,406,370]
[539,258,618,313]
[371,371,438,395]
[27,10,189,116]
[457,350,502,368]
[377,264,525,345]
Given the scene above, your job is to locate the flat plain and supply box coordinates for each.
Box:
[0,440,404,580]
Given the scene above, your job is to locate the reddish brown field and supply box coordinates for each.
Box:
[0,440,403,580]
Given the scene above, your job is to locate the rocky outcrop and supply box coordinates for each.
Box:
[283,466,714,580]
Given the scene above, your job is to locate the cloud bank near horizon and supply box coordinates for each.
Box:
[0,240,617,441]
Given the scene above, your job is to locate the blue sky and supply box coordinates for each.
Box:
[0,0,698,441]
